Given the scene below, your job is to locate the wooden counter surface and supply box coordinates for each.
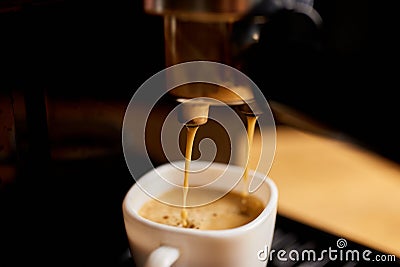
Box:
[251,126,400,257]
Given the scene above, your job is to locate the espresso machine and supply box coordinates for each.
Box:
[143,0,321,123]
[134,0,322,171]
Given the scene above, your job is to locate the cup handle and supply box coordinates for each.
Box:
[144,246,180,267]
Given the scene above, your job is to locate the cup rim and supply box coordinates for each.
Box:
[123,161,278,237]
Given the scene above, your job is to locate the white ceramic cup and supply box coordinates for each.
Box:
[122,161,278,267]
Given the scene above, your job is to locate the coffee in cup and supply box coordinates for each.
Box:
[123,162,278,267]
[139,188,265,230]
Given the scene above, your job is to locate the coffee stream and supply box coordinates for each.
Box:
[181,125,199,227]
[242,115,258,202]
[180,115,258,227]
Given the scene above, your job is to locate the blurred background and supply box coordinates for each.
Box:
[0,0,399,266]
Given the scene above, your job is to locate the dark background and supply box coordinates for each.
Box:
[0,0,398,266]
